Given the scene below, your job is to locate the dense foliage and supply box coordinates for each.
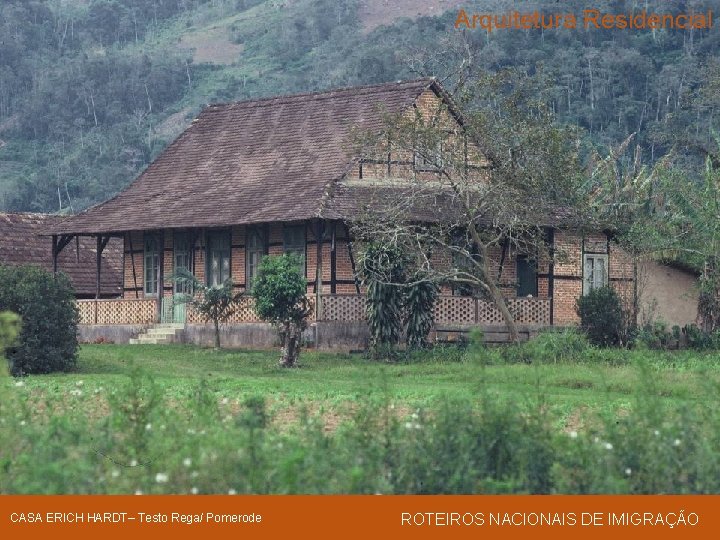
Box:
[576,286,627,347]
[1,0,718,215]
[0,265,78,375]
[252,254,312,367]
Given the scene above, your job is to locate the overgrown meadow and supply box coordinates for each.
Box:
[2,332,720,494]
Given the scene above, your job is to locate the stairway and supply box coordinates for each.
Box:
[129,323,185,345]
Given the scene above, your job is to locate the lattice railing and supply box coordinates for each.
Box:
[77,296,550,326]
[320,295,550,325]
[77,299,157,325]
[318,294,366,322]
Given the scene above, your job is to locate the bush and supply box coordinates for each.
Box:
[0,266,79,375]
[576,286,626,347]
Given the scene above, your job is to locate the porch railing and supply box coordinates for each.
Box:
[77,295,550,326]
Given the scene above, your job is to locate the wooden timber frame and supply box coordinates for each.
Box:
[52,232,122,323]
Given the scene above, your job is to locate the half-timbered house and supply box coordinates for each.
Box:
[52,79,634,347]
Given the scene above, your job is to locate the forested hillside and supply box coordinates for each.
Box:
[0,0,718,213]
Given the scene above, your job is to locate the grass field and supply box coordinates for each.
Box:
[4,342,720,494]
[16,343,720,430]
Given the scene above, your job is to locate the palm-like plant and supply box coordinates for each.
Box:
[170,268,243,349]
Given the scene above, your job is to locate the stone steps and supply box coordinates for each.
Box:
[129,323,185,345]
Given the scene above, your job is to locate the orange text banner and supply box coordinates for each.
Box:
[1,495,717,540]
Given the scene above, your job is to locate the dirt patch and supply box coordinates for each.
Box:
[178,25,244,65]
[358,0,466,33]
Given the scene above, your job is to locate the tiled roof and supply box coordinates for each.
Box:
[54,78,438,235]
[0,213,122,297]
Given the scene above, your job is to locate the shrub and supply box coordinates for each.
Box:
[359,244,407,359]
[576,286,626,347]
[404,278,439,350]
[252,254,312,367]
[0,266,78,375]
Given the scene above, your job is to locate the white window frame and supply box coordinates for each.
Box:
[583,253,609,296]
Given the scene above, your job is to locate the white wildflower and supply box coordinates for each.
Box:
[673,439,681,447]
[228,489,237,495]
[221,397,229,405]
[69,389,82,397]
[155,473,169,483]
[603,442,613,450]
[134,490,143,495]
[569,431,578,439]
[19,420,26,426]
[76,380,84,387]
[14,381,25,387]
[404,422,414,429]
[130,460,138,467]
[653,430,660,436]
[190,487,199,495]
[111,470,120,478]
[183,458,192,467]
[625,468,632,476]
[145,423,152,431]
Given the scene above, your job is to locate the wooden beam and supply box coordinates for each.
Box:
[127,232,139,299]
[315,220,324,320]
[330,222,337,294]
[52,235,58,274]
[344,223,361,294]
[95,235,102,302]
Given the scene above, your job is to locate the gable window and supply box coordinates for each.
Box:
[144,233,160,296]
[246,226,268,290]
[174,232,192,294]
[583,254,608,295]
[206,230,231,287]
[283,224,306,272]
[516,255,538,297]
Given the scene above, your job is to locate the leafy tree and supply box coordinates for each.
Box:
[252,254,312,367]
[171,268,242,349]
[0,265,78,375]
[350,69,585,342]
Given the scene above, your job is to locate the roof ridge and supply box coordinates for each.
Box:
[204,77,436,111]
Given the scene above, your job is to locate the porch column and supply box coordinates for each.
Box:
[158,230,165,323]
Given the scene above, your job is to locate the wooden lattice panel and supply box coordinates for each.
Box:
[76,299,157,325]
[507,298,551,325]
[319,295,366,322]
[476,300,505,325]
[434,297,476,324]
